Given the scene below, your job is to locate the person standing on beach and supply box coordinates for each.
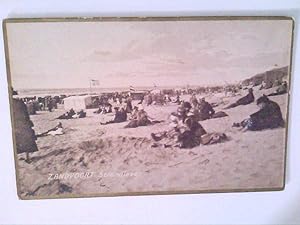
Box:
[125,95,133,113]
[12,98,38,162]
[47,97,53,112]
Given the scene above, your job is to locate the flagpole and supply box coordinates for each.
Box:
[89,79,92,94]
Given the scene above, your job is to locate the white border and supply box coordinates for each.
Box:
[0,0,299,224]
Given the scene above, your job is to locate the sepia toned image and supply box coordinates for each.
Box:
[3,17,294,199]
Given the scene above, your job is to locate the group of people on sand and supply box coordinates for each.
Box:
[150,86,285,149]
[232,94,284,131]
[22,96,61,115]
[99,104,163,128]
[56,108,87,120]
[151,97,228,149]
[12,81,287,162]
[189,95,228,121]
[223,87,285,132]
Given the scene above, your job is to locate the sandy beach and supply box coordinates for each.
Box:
[15,86,288,198]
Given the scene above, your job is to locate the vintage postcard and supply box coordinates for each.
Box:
[3,17,294,199]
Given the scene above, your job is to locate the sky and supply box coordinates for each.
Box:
[6,19,293,90]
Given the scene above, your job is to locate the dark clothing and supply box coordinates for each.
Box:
[198,101,215,120]
[124,110,151,128]
[225,91,254,109]
[211,111,228,119]
[173,96,181,104]
[183,102,192,111]
[101,110,127,125]
[77,111,86,118]
[126,101,133,113]
[268,84,288,96]
[178,119,206,148]
[189,120,207,137]
[178,130,200,148]
[57,109,75,119]
[12,99,38,154]
[114,110,127,123]
[236,92,255,105]
[248,100,284,130]
[201,133,227,145]
[48,100,53,112]
[190,96,198,107]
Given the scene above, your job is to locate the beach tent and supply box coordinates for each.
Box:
[150,89,161,94]
[63,95,93,110]
[130,91,146,100]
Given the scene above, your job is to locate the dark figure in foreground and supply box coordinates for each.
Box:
[12,98,38,162]
[233,95,284,131]
[100,107,127,125]
[268,81,288,96]
[177,117,207,148]
[224,88,255,109]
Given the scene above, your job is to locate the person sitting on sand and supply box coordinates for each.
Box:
[183,101,192,112]
[130,106,139,120]
[233,95,284,131]
[57,108,75,119]
[94,103,112,114]
[177,116,207,148]
[152,113,207,148]
[137,95,144,105]
[184,110,228,145]
[175,101,192,121]
[125,107,163,128]
[268,81,288,96]
[173,95,181,104]
[36,122,64,137]
[93,106,103,114]
[224,88,255,109]
[100,107,127,125]
[105,103,112,113]
[190,93,199,108]
[177,105,188,121]
[72,109,86,119]
[197,98,215,121]
[151,112,186,144]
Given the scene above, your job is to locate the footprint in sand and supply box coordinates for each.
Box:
[188,151,197,156]
[199,159,210,165]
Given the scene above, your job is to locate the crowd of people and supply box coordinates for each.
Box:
[11,79,288,161]
[21,95,63,115]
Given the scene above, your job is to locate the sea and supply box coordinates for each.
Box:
[15,86,185,98]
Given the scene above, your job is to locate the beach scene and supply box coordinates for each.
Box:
[5,18,293,199]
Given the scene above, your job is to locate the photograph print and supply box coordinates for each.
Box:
[3,17,294,199]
